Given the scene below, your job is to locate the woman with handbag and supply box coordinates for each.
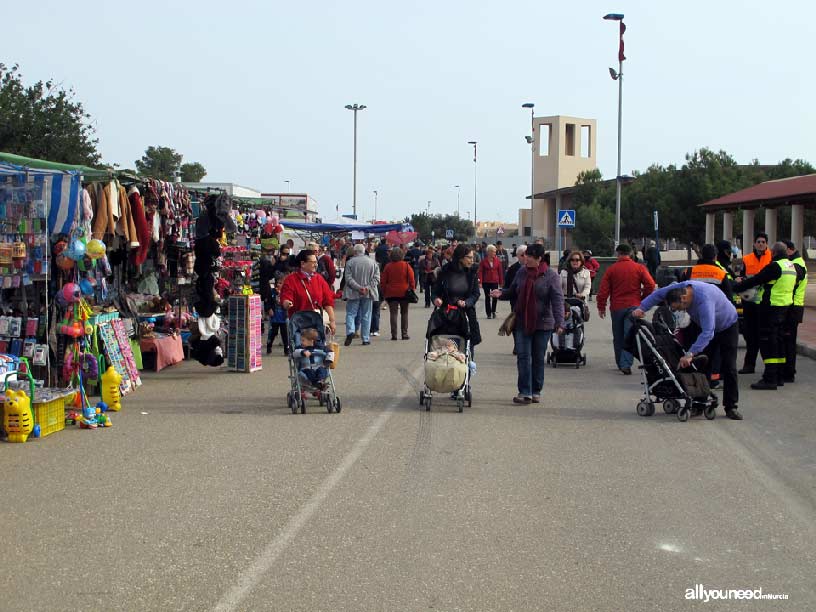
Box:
[279,250,337,335]
[560,251,592,302]
[433,245,482,351]
[492,244,564,404]
[381,247,416,340]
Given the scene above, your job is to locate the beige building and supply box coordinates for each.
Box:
[476,220,518,239]
[519,115,597,246]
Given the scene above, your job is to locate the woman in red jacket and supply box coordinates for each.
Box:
[381,247,416,340]
[478,244,504,318]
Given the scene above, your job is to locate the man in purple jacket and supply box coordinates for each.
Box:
[633,280,742,420]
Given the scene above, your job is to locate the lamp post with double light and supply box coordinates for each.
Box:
[345,103,366,218]
[604,12,626,247]
[522,102,535,239]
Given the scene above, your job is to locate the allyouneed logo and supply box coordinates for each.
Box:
[685,584,789,602]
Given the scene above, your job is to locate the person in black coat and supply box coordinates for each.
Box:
[504,244,526,312]
[433,244,482,347]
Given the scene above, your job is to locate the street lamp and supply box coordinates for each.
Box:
[522,102,535,239]
[467,141,477,238]
[427,200,431,216]
[373,189,378,221]
[284,179,291,192]
[604,12,626,247]
[454,185,461,217]
[345,103,367,218]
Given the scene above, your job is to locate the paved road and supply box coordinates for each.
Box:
[2,299,815,611]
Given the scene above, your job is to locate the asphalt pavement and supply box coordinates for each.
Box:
[2,298,815,611]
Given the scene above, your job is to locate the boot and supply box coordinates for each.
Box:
[750,379,777,390]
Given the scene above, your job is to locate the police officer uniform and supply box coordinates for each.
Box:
[783,242,808,382]
[734,254,797,390]
[738,243,771,372]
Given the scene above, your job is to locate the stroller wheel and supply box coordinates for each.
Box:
[419,390,426,406]
[318,393,325,407]
[677,407,690,422]
[636,400,654,417]
[663,398,680,415]
[704,406,716,420]
[546,352,551,364]
[425,396,432,412]
[334,397,342,413]
[465,386,472,407]
[287,392,297,414]
[300,396,307,414]
[325,394,333,413]
[582,355,587,365]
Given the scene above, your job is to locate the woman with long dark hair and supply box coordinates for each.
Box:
[433,244,482,348]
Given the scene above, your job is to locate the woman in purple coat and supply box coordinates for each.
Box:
[493,243,564,404]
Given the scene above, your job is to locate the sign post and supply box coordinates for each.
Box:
[557,209,576,254]
[653,210,659,251]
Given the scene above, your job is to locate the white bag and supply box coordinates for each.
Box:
[424,354,468,393]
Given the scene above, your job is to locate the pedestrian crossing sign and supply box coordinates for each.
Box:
[557,209,576,228]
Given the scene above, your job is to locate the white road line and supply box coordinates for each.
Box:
[213,365,423,612]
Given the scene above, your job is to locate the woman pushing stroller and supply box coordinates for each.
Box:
[433,245,482,350]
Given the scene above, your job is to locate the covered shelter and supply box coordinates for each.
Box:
[700,174,816,252]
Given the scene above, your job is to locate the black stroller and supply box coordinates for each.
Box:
[285,310,341,414]
[547,297,587,368]
[626,305,718,422]
[419,305,473,412]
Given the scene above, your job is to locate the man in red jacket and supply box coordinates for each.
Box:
[597,243,655,374]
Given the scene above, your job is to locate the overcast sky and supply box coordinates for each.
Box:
[6,0,815,222]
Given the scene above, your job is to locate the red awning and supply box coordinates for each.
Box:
[700,174,816,211]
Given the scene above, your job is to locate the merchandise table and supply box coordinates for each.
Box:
[139,334,184,372]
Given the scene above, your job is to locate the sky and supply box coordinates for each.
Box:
[5,0,816,223]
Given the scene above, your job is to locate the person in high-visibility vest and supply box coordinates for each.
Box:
[733,241,797,390]
[737,232,771,373]
[782,240,808,382]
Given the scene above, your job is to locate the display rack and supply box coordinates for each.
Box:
[226,294,262,372]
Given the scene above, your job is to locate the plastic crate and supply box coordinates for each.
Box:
[32,395,69,438]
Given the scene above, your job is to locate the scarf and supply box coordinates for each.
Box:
[518,262,548,334]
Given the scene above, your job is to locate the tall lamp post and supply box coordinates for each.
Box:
[454,185,461,217]
[373,190,378,222]
[467,141,477,238]
[284,179,291,192]
[604,13,626,247]
[522,102,535,239]
[345,103,367,218]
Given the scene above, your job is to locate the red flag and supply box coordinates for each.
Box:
[618,21,626,62]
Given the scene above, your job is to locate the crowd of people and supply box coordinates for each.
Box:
[250,231,808,416]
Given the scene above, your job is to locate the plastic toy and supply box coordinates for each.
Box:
[101,366,122,412]
[67,239,86,261]
[3,388,33,442]
[86,239,106,259]
[62,283,82,303]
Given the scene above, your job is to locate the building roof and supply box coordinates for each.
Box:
[700,174,816,211]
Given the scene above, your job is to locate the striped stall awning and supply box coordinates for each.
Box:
[0,162,81,236]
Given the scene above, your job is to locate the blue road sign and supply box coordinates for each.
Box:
[557,209,576,228]
[445,229,454,239]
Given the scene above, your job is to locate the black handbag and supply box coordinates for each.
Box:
[405,288,419,303]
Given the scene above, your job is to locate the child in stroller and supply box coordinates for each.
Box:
[547,297,587,367]
[293,328,333,389]
[419,305,473,413]
[286,310,341,414]
[627,304,718,422]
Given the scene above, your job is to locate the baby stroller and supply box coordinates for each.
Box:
[285,310,341,414]
[547,297,587,368]
[627,305,718,422]
[419,305,473,413]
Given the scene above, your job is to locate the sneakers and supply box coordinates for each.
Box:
[402,335,410,340]
[362,341,371,346]
[620,367,632,375]
[513,395,532,404]
[750,379,777,390]
[344,335,355,347]
[371,331,380,337]
[531,395,541,403]
[725,407,744,420]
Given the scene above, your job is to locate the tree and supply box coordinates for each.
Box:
[0,63,100,165]
[180,162,207,182]
[135,146,183,180]
[408,213,474,243]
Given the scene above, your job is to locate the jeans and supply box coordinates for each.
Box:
[611,307,636,369]
[513,328,552,397]
[345,298,373,342]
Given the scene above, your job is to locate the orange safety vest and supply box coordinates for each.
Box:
[690,263,726,284]
[743,250,771,276]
